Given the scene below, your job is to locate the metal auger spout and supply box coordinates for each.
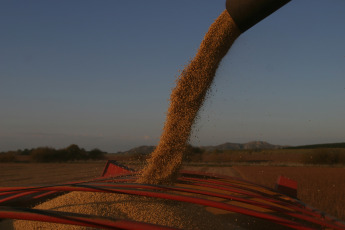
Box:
[226,0,291,32]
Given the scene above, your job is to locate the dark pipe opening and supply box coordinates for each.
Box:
[226,0,291,32]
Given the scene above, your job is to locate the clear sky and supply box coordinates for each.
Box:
[1,0,344,152]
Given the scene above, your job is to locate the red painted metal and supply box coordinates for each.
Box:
[101,160,135,177]
[0,184,311,229]
[1,161,345,230]
[276,175,298,198]
[32,191,58,199]
[6,182,345,229]
[80,182,345,229]
[179,179,326,220]
[0,191,37,203]
[0,206,176,230]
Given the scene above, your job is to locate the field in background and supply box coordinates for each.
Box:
[110,148,345,166]
[0,162,106,187]
[233,166,345,221]
[187,148,345,165]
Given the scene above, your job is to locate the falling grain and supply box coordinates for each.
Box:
[138,10,240,184]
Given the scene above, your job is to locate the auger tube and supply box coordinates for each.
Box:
[226,0,291,32]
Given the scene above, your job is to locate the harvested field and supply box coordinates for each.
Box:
[0,163,238,187]
[182,165,242,177]
[0,162,106,187]
[233,165,345,221]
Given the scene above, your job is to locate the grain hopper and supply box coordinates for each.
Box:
[1,160,345,229]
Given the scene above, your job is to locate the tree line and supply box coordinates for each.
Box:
[0,144,106,162]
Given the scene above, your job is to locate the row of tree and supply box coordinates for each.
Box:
[0,144,106,162]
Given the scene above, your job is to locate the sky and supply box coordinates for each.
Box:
[1,0,344,152]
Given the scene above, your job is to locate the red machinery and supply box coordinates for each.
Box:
[0,160,345,229]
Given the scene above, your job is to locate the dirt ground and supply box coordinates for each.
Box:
[0,162,106,187]
[181,165,242,177]
[0,162,241,187]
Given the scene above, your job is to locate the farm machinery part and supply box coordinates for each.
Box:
[226,0,291,32]
[1,160,345,229]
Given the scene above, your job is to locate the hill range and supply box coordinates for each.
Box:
[117,141,345,155]
[118,141,284,155]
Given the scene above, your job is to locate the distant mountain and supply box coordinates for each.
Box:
[119,141,283,155]
[201,141,283,151]
[119,145,156,155]
[118,141,345,155]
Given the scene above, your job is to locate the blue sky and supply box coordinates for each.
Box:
[1,0,344,152]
